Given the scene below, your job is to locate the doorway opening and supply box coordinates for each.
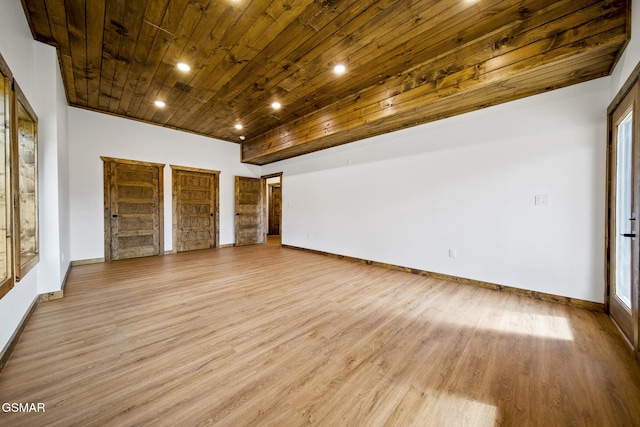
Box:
[233,172,283,247]
[263,172,282,246]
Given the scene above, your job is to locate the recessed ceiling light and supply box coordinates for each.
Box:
[154,100,166,108]
[333,64,346,75]
[235,123,243,130]
[239,136,246,141]
[177,62,190,72]
[271,102,281,110]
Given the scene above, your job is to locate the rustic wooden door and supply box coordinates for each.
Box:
[103,157,164,261]
[172,166,219,252]
[268,184,281,235]
[235,176,264,246]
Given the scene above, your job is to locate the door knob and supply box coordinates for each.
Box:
[112,214,118,218]
[622,233,636,237]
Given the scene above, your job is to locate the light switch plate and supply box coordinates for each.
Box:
[535,195,550,206]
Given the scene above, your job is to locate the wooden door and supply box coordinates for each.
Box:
[268,184,281,235]
[608,80,639,357]
[172,166,219,252]
[103,157,164,261]
[235,176,264,246]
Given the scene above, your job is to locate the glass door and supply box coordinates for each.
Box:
[609,83,638,348]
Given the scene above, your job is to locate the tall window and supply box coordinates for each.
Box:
[0,59,13,298]
[0,55,40,297]
[12,84,38,281]
[0,55,39,298]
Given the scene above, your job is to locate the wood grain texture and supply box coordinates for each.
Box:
[11,82,39,281]
[1,238,639,426]
[235,176,265,246]
[20,0,630,164]
[282,244,606,313]
[102,157,165,261]
[268,184,281,235]
[171,165,220,253]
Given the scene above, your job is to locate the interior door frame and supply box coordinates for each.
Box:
[606,60,640,362]
[102,157,165,262]
[262,172,283,240]
[171,165,220,253]
[268,183,281,235]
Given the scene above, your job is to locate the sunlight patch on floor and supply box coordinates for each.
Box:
[410,390,499,427]
[362,289,575,341]
[450,309,574,341]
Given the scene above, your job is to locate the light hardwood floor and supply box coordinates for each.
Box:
[1,240,640,426]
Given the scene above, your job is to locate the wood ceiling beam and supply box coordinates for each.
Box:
[241,0,628,164]
[243,46,619,165]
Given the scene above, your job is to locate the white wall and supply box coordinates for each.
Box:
[68,108,261,260]
[0,0,41,355]
[0,1,70,353]
[261,0,640,304]
[263,78,611,303]
[56,61,71,283]
[34,42,64,294]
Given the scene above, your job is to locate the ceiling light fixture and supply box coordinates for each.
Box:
[177,62,191,72]
[333,64,346,75]
[235,123,243,130]
[239,136,246,141]
[271,102,281,110]
[154,100,166,108]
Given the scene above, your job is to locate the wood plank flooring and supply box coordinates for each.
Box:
[1,239,640,426]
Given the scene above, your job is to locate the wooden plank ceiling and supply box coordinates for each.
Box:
[22,0,630,165]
